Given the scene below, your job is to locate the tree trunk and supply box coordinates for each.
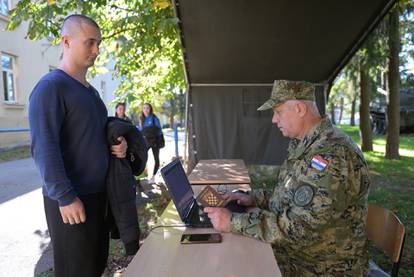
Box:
[351,95,356,126]
[330,102,336,124]
[169,98,176,128]
[169,113,175,129]
[179,90,185,126]
[386,8,400,159]
[350,79,357,126]
[339,97,344,124]
[360,64,373,151]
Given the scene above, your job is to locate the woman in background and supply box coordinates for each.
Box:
[115,102,131,123]
[139,103,163,183]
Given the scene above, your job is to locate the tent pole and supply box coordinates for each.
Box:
[183,84,190,164]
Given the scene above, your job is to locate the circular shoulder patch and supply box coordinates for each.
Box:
[293,185,314,207]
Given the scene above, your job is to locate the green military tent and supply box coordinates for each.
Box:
[173,0,396,166]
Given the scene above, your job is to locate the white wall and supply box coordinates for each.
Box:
[89,60,120,117]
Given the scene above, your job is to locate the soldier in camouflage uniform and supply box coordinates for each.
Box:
[205,80,370,276]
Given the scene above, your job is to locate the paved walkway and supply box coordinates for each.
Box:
[0,129,184,276]
[0,158,51,277]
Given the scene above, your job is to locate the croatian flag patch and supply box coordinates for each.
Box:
[311,155,328,171]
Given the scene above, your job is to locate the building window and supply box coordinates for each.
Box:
[0,0,9,16]
[1,54,17,103]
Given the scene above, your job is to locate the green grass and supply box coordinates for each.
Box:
[0,145,31,162]
[338,125,414,185]
[339,125,414,277]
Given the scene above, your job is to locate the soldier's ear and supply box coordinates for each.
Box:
[295,101,307,117]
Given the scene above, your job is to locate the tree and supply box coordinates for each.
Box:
[386,6,401,159]
[161,88,185,128]
[329,75,347,125]
[359,61,373,151]
[343,57,360,126]
[384,0,414,158]
[341,20,388,151]
[338,96,344,123]
[331,2,414,157]
[6,0,186,103]
[401,72,414,88]
[348,78,358,126]
[329,101,336,125]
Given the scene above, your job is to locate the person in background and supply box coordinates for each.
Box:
[139,103,163,183]
[115,102,131,123]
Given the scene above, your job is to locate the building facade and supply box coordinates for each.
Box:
[0,0,119,149]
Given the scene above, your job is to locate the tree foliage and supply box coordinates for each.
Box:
[330,2,414,156]
[6,0,186,106]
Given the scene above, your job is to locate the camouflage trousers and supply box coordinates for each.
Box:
[274,248,368,277]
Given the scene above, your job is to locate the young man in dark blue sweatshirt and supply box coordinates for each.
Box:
[29,15,127,277]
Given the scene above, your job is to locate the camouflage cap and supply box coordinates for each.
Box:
[257,80,316,111]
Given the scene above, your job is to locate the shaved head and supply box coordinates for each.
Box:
[61,14,100,37]
[59,14,102,72]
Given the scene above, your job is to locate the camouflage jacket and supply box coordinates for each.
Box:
[230,117,370,276]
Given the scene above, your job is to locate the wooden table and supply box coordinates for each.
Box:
[191,184,251,196]
[123,200,282,277]
[188,159,251,185]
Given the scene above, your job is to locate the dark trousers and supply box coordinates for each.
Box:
[44,192,109,277]
[151,147,160,175]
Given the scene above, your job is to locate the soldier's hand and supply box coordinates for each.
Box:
[204,207,231,232]
[59,197,86,225]
[111,136,127,158]
[222,192,253,206]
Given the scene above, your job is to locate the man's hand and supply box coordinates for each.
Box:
[204,207,232,232]
[111,136,127,158]
[222,192,253,206]
[59,197,86,225]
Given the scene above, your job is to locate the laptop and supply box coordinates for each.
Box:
[160,159,213,228]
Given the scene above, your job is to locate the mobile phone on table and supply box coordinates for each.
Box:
[180,233,222,244]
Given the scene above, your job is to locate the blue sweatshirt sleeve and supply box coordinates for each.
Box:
[29,80,77,206]
[154,115,163,134]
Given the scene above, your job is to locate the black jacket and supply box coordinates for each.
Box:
[106,117,147,255]
[142,125,164,148]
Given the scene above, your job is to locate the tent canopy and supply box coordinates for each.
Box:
[176,0,395,85]
[176,0,396,165]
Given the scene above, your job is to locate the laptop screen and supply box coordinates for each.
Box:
[160,159,194,221]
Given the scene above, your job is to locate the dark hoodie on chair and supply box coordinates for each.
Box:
[106,117,147,255]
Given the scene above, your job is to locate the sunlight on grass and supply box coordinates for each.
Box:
[371,142,414,157]
[337,125,414,183]
[337,125,414,276]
